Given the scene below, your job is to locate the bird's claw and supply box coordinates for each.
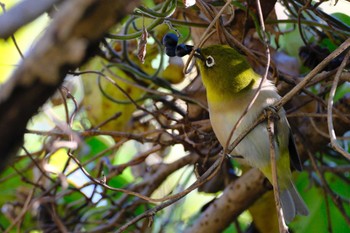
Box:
[264,106,280,121]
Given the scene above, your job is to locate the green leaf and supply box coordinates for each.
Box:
[291,172,350,233]
[83,136,114,163]
[334,82,350,103]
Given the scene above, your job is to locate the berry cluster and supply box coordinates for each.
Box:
[162,33,193,57]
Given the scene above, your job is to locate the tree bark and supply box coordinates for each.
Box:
[185,168,268,233]
[0,0,140,172]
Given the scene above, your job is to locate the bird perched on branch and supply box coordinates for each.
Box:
[163,33,309,223]
[194,44,308,223]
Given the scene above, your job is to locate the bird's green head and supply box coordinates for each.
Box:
[195,45,259,101]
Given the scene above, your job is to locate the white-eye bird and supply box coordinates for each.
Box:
[195,44,309,223]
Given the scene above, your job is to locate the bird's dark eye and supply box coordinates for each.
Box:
[205,56,215,67]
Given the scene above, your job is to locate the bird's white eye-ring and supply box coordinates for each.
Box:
[205,56,215,67]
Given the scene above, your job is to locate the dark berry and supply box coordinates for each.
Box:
[176,44,193,57]
[162,33,178,47]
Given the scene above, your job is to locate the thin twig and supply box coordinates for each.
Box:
[231,0,271,144]
[267,110,289,233]
[4,184,36,233]
[0,3,24,58]
[114,155,225,233]
[306,149,350,225]
[67,149,224,205]
[303,165,350,173]
[256,0,288,230]
[327,49,350,160]
[227,113,266,154]
[99,67,208,111]
[183,0,233,73]
[276,38,350,109]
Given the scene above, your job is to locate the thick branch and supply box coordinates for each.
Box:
[0,0,140,172]
[0,0,62,39]
[184,168,268,233]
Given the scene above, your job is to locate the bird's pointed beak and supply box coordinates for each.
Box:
[194,48,206,61]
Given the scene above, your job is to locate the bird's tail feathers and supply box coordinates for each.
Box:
[280,180,309,223]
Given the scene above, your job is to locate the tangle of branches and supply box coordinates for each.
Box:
[0,0,349,232]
